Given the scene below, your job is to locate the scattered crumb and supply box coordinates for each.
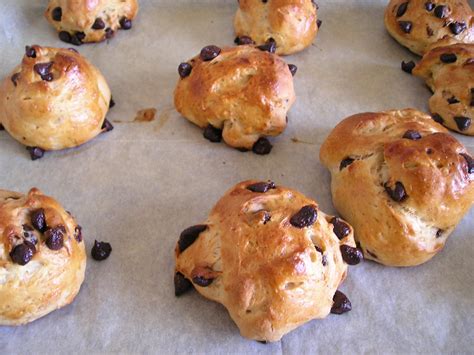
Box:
[291,137,316,145]
[134,108,157,122]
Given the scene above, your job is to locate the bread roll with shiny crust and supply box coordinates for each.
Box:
[234,0,318,55]
[0,45,111,151]
[320,109,474,267]
[175,180,359,342]
[384,0,474,56]
[45,0,138,44]
[413,43,474,135]
[174,45,295,150]
[0,188,86,326]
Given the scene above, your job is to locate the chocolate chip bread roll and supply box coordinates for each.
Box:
[0,188,86,326]
[174,45,296,155]
[385,0,474,56]
[174,181,361,342]
[320,109,474,267]
[234,0,319,55]
[45,0,138,45]
[412,43,474,135]
[0,45,113,160]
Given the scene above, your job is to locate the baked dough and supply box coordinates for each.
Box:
[45,0,138,45]
[320,109,474,267]
[174,180,360,342]
[174,45,295,152]
[413,42,474,135]
[384,0,474,55]
[0,188,86,326]
[0,45,112,154]
[234,0,319,55]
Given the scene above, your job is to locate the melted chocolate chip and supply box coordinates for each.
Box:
[234,36,255,45]
[0,124,3,130]
[257,38,276,53]
[10,243,35,265]
[74,225,83,242]
[109,97,115,108]
[436,229,443,238]
[426,26,434,37]
[331,290,352,314]
[440,53,457,63]
[290,205,318,229]
[431,113,444,124]
[52,7,62,21]
[385,181,408,202]
[178,62,192,78]
[45,226,64,250]
[174,272,193,296]
[252,138,273,155]
[447,96,460,104]
[340,245,363,265]
[27,146,45,160]
[105,28,114,39]
[471,88,474,107]
[396,2,408,17]
[203,124,222,143]
[59,31,72,43]
[31,208,47,232]
[192,275,214,287]
[11,73,20,86]
[200,45,221,61]
[263,212,271,224]
[460,153,474,174]
[454,116,471,131]
[402,130,421,140]
[25,46,36,58]
[450,22,466,35]
[247,181,276,193]
[317,19,322,28]
[34,62,53,77]
[401,60,415,74]
[60,31,84,46]
[331,217,351,240]
[398,21,412,33]
[434,5,448,18]
[91,240,112,261]
[120,17,132,30]
[288,64,298,76]
[101,119,114,132]
[92,18,105,30]
[178,225,207,253]
[340,157,354,170]
[425,2,434,11]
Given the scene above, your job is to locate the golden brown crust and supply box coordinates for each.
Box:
[234,0,318,55]
[45,0,139,43]
[174,45,295,150]
[320,109,474,267]
[413,43,474,135]
[384,0,474,56]
[175,180,356,342]
[0,45,111,151]
[0,188,86,326]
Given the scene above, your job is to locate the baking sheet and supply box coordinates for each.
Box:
[0,0,473,353]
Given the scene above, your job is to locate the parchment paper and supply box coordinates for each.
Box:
[0,1,473,353]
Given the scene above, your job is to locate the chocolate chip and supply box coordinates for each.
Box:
[203,124,222,143]
[447,96,460,104]
[317,19,322,28]
[92,18,105,30]
[252,137,273,155]
[0,124,4,130]
[290,205,318,228]
[192,275,214,287]
[234,36,255,45]
[52,6,62,21]
[396,2,408,17]
[401,60,415,74]
[263,212,271,224]
[331,290,352,314]
[434,5,448,18]
[384,181,408,202]
[402,130,421,140]
[45,226,64,250]
[26,146,45,160]
[105,28,114,39]
[41,73,53,82]
[74,225,83,242]
[31,208,47,232]
[91,240,112,261]
[471,88,474,107]
[425,2,434,11]
[436,229,443,238]
[340,157,354,170]
[120,17,132,30]
[440,53,457,63]
[431,113,444,124]
[178,225,207,253]
[288,64,297,76]
[454,116,471,131]
[101,119,114,132]
[25,46,36,58]
[331,217,350,240]
[200,45,221,61]
[69,34,84,46]
[34,62,53,77]
[109,97,115,108]
[178,62,192,78]
[340,245,363,265]
[10,243,35,265]
[460,153,474,174]
[174,272,193,296]
[11,73,20,86]
[426,26,434,37]
[450,22,466,35]
[398,21,412,33]
[247,181,276,193]
[257,38,276,53]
